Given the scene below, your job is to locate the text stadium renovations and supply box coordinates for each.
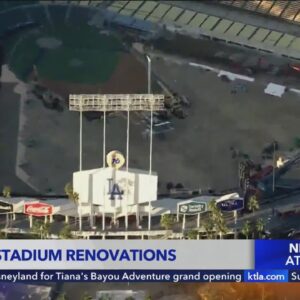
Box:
[0,249,176,262]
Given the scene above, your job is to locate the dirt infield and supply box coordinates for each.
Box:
[100,53,147,94]
[39,53,147,98]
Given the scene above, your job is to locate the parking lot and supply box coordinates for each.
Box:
[150,57,300,190]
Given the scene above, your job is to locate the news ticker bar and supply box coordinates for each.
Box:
[1,270,300,283]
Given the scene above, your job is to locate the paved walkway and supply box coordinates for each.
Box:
[1,65,39,192]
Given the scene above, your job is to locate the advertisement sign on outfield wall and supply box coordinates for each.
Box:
[24,202,53,217]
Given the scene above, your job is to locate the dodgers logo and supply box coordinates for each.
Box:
[107,178,124,200]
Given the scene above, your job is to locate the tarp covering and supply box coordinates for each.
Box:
[264,83,286,97]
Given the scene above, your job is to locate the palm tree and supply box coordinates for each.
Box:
[65,182,80,203]
[166,182,174,191]
[208,199,218,214]
[57,293,68,300]
[0,232,7,239]
[186,229,198,239]
[208,200,228,239]
[216,218,228,239]
[256,218,265,239]
[70,192,79,203]
[99,295,112,300]
[64,182,73,198]
[247,195,259,214]
[32,219,51,239]
[2,186,12,236]
[2,186,11,198]
[32,219,43,237]
[81,293,92,300]
[59,224,73,239]
[202,217,215,239]
[242,220,251,239]
[42,221,51,239]
[160,214,176,230]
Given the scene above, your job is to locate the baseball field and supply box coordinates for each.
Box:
[5,20,147,96]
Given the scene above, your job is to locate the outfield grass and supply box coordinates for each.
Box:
[6,22,123,84]
[0,1,37,12]
[7,32,41,80]
[38,47,119,84]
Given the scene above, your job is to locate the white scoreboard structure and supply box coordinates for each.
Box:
[69,93,165,231]
[73,166,158,228]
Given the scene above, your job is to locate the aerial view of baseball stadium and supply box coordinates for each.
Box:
[1,0,300,238]
[2,0,300,297]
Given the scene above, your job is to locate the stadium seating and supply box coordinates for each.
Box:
[243,0,261,11]
[269,1,289,17]
[89,1,104,7]
[294,12,300,23]
[256,1,275,14]
[119,1,143,17]
[220,0,234,4]
[0,0,300,63]
[134,1,158,20]
[231,1,246,8]
[281,2,300,21]
[79,0,90,6]
[107,1,128,13]
[220,0,300,24]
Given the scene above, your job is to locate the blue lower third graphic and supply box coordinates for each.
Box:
[289,270,300,282]
[244,270,288,282]
[255,240,300,269]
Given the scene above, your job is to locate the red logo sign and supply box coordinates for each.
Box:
[24,202,53,216]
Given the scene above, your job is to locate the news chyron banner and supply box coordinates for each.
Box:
[0,240,299,283]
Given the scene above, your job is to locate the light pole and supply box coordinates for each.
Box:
[79,96,83,171]
[234,210,238,239]
[125,101,130,231]
[146,55,153,232]
[146,55,151,95]
[147,55,153,174]
[69,94,165,232]
[272,141,276,193]
[102,100,106,231]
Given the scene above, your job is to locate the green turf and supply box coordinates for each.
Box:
[7,32,41,80]
[0,1,37,12]
[38,47,119,84]
[6,22,123,84]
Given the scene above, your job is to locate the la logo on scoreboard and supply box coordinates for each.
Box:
[107,178,124,200]
[105,151,135,200]
[107,177,134,200]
